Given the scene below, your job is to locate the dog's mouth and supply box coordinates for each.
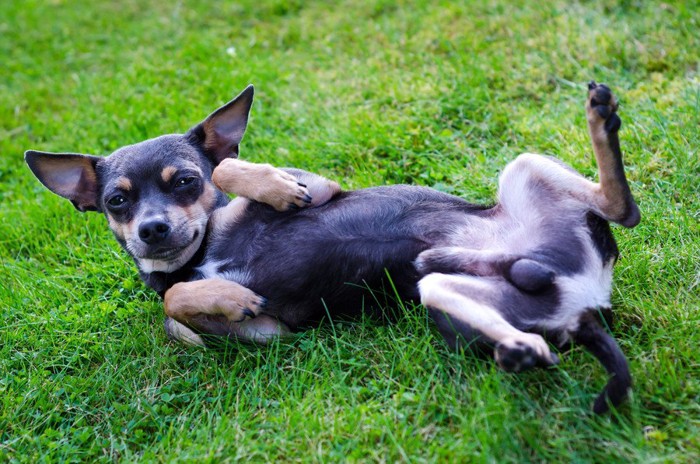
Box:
[144,245,189,261]
[137,230,201,261]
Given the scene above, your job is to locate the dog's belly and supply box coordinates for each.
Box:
[201,186,494,327]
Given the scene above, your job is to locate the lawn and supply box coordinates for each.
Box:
[1,0,698,461]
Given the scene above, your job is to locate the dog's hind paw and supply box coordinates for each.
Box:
[495,334,559,373]
[586,81,621,133]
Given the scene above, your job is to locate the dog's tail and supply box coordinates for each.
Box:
[573,312,631,414]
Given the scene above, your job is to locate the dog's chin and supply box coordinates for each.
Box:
[135,231,205,274]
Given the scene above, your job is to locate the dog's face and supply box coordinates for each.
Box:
[25,86,255,273]
[92,135,222,273]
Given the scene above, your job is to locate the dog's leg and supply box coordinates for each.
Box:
[212,158,313,211]
[164,278,265,323]
[280,168,342,207]
[163,278,290,345]
[165,314,289,346]
[585,82,640,227]
[415,247,555,293]
[164,317,206,347]
[573,312,631,414]
[499,82,639,228]
[419,273,559,372]
[208,164,341,232]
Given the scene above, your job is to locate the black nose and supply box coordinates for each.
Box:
[138,220,171,245]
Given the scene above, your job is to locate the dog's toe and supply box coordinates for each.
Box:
[586,82,619,127]
[496,341,536,372]
[495,334,556,373]
[221,290,267,322]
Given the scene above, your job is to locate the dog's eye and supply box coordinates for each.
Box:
[175,176,197,188]
[107,195,127,208]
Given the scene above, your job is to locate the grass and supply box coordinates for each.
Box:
[1,0,698,461]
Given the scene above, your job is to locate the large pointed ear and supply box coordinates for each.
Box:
[25,150,102,212]
[186,85,254,165]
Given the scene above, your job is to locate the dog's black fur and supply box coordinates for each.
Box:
[25,82,640,414]
[198,186,492,323]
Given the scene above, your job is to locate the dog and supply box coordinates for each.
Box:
[25,82,640,414]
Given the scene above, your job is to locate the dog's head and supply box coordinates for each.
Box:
[25,86,254,273]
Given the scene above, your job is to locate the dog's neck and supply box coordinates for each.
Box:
[139,240,207,298]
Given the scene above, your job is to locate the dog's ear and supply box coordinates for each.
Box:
[187,85,254,165]
[25,150,102,212]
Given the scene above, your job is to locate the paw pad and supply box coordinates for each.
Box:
[495,339,559,373]
[496,341,537,372]
[587,81,621,134]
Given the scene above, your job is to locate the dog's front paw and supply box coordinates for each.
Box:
[495,333,559,373]
[212,159,312,211]
[164,279,268,325]
[586,81,620,132]
[258,167,313,212]
[219,289,267,323]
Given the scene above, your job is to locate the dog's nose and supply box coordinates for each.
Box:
[138,220,171,245]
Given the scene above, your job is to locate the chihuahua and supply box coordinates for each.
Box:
[26,82,639,414]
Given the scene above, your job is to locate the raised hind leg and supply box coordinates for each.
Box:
[499,82,640,228]
[585,82,640,227]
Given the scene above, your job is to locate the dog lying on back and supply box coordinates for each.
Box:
[26,82,640,414]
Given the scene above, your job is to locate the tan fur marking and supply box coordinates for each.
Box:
[212,159,312,211]
[180,202,202,225]
[202,120,219,152]
[588,124,629,220]
[116,177,132,191]
[181,182,218,225]
[209,197,251,234]
[161,166,178,183]
[107,214,135,241]
[200,182,217,211]
[164,278,265,322]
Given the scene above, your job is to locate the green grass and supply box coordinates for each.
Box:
[1,0,699,461]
